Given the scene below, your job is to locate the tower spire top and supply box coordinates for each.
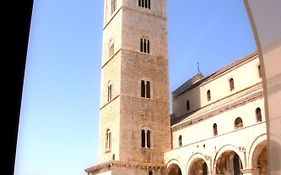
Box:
[197,62,201,74]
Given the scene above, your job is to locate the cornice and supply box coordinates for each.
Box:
[85,160,166,173]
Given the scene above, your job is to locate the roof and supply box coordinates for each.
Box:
[172,72,205,98]
[172,51,258,98]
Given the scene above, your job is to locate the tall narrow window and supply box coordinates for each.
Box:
[186,100,190,111]
[105,129,111,151]
[141,128,151,148]
[229,78,234,91]
[234,117,243,129]
[140,38,143,52]
[258,64,261,78]
[139,0,150,9]
[110,0,116,14]
[141,129,145,147]
[141,80,151,98]
[141,80,145,97]
[140,37,150,54]
[178,135,182,147]
[146,81,151,98]
[207,90,211,101]
[146,40,150,53]
[149,171,153,175]
[213,123,218,136]
[109,39,114,57]
[107,81,112,102]
[143,39,147,53]
[256,107,262,122]
[147,130,151,148]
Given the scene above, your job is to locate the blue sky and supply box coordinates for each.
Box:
[14,1,256,175]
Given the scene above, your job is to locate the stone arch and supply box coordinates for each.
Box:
[214,144,245,174]
[166,159,183,175]
[187,153,209,175]
[248,134,267,174]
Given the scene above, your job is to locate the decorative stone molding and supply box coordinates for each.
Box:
[85,160,166,173]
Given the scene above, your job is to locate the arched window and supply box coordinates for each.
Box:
[229,78,235,91]
[107,81,112,102]
[141,128,151,148]
[213,123,218,136]
[105,129,111,151]
[141,80,145,97]
[140,38,143,52]
[141,80,151,98]
[148,170,153,175]
[207,90,211,101]
[186,100,190,111]
[141,129,145,147]
[139,0,150,9]
[178,135,182,147]
[256,107,262,122]
[146,81,151,98]
[147,130,151,148]
[109,39,114,57]
[258,64,261,78]
[234,117,243,129]
[140,37,150,54]
[110,0,116,14]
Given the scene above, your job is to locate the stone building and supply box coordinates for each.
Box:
[85,0,268,174]
[165,52,267,175]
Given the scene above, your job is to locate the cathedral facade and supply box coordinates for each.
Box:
[85,0,267,174]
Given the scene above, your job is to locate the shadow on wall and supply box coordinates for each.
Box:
[170,72,203,125]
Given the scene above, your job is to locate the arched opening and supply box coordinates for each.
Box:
[256,107,262,122]
[213,123,218,136]
[229,78,235,91]
[105,129,111,151]
[234,117,243,129]
[107,81,112,102]
[258,64,261,78]
[207,90,211,101]
[216,151,243,175]
[178,135,182,147]
[252,141,267,175]
[167,163,182,175]
[188,158,208,175]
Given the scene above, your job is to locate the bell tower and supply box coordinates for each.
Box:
[86,0,170,174]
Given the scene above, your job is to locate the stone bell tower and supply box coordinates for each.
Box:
[86,0,170,174]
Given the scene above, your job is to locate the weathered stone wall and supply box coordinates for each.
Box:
[98,0,170,167]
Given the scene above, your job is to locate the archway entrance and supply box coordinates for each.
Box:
[252,141,267,174]
[216,151,243,175]
[167,163,182,175]
[188,158,208,175]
